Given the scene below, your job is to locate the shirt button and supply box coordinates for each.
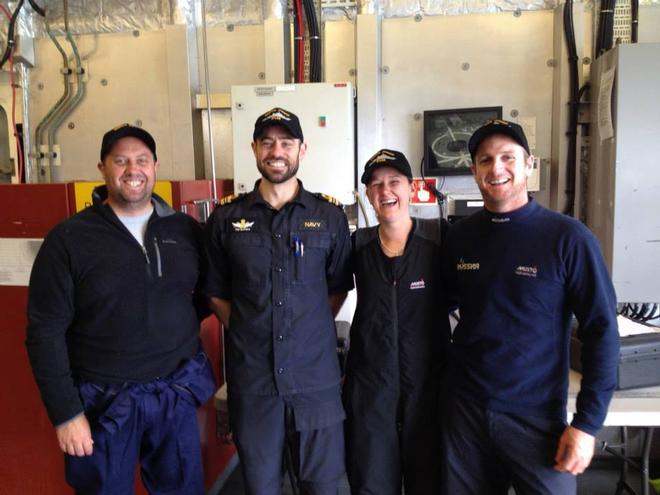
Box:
[276,301,283,307]
[277,367,285,374]
[273,233,282,239]
[273,266,283,272]
[276,335,284,341]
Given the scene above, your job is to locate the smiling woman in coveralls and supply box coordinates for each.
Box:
[344,149,450,495]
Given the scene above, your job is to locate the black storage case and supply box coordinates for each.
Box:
[571,331,660,390]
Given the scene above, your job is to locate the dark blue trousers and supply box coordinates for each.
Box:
[65,352,216,495]
[442,394,576,495]
[229,386,345,495]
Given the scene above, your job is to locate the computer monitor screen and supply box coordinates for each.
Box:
[423,106,502,176]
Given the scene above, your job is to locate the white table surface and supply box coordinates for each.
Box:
[568,370,660,427]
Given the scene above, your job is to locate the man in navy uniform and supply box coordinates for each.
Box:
[205,107,353,494]
[441,120,619,494]
[26,124,215,494]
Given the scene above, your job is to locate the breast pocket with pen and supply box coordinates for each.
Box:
[290,231,331,285]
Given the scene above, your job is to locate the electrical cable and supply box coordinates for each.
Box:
[295,0,305,82]
[302,0,321,82]
[293,0,300,82]
[631,0,639,43]
[578,82,590,102]
[306,0,317,81]
[28,0,45,17]
[8,41,23,182]
[0,3,23,182]
[562,0,579,216]
[0,0,25,70]
[618,303,660,324]
[48,0,87,181]
[596,0,615,57]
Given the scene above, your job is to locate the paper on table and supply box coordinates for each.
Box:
[618,315,660,337]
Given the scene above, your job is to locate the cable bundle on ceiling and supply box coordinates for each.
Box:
[302,0,321,82]
[292,0,321,83]
[293,0,304,82]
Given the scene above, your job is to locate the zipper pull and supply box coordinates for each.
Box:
[142,245,151,265]
[153,238,163,277]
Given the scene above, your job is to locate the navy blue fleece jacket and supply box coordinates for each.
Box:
[26,187,206,426]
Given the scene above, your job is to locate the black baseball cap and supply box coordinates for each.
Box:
[100,124,157,161]
[361,149,413,185]
[468,119,530,162]
[253,107,304,142]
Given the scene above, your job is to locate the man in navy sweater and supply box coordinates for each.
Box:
[26,124,215,494]
[441,120,619,494]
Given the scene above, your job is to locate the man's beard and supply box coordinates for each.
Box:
[256,155,300,184]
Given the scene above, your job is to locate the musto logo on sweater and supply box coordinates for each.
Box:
[457,259,480,271]
[409,278,426,290]
[514,265,538,278]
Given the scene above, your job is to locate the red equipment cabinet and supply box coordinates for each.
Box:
[0,180,235,494]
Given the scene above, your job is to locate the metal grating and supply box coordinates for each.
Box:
[613,0,632,44]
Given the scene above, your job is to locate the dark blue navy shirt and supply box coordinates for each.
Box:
[205,181,353,396]
[442,199,619,436]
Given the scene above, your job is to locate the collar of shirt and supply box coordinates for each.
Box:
[246,179,313,210]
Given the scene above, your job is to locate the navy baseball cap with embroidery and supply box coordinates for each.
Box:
[253,107,304,142]
[100,124,157,161]
[361,149,413,185]
[468,119,530,162]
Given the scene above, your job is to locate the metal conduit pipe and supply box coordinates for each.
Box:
[34,23,71,182]
[48,2,87,182]
[200,0,218,201]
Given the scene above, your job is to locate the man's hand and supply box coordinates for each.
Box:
[554,425,595,475]
[56,414,94,456]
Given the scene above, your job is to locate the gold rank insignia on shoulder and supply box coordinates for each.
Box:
[218,193,242,206]
[316,193,343,208]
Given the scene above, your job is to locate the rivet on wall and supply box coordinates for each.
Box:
[67,122,75,130]
[461,62,470,71]
[258,72,266,80]
[227,24,235,32]
[100,78,108,86]
[135,119,143,127]
[132,30,140,37]
[510,109,519,118]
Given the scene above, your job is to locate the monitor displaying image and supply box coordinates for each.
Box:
[423,106,502,176]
